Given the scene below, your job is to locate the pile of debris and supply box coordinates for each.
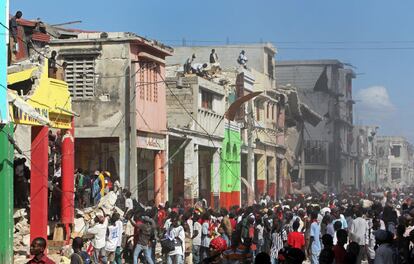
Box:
[13,191,125,262]
[13,208,30,255]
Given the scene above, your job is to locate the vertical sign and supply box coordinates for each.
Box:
[0,0,8,123]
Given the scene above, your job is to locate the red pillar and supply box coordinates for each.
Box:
[61,120,74,240]
[30,126,49,243]
[154,151,165,206]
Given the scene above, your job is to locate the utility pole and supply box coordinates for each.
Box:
[247,101,255,205]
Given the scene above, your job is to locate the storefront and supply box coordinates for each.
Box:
[136,132,166,205]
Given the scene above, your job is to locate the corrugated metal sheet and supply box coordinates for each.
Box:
[31,32,50,42]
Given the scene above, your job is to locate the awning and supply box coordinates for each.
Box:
[7,67,37,85]
[7,90,50,126]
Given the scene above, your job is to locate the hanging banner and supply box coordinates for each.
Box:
[0,0,8,123]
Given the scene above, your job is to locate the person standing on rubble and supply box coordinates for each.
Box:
[87,210,109,264]
[9,11,22,54]
[184,54,196,74]
[92,171,102,205]
[210,49,219,64]
[237,50,248,68]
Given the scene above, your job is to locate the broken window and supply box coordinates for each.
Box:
[391,167,401,180]
[65,56,95,99]
[391,145,401,157]
[201,90,213,110]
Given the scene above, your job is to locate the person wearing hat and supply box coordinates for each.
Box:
[200,237,227,263]
[87,209,109,264]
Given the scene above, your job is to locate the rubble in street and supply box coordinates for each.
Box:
[13,191,124,262]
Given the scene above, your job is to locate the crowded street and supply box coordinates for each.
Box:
[1,0,414,263]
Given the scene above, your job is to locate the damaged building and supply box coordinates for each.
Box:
[276,60,356,191]
[376,136,414,189]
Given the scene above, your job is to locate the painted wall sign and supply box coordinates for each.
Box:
[137,133,166,150]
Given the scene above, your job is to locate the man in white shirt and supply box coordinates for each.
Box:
[87,210,108,264]
[167,215,185,264]
[350,210,368,264]
[114,213,123,264]
[192,213,202,264]
[191,63,208,76]
[125,191,133,216]
[200,213,211,261]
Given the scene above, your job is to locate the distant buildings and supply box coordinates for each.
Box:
[377,136,414,188]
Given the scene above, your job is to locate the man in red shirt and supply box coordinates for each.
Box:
[333,229,348,264]
[27,237,55,264]
[287,220,305,251]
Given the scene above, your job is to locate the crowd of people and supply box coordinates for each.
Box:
[28,183,414,264]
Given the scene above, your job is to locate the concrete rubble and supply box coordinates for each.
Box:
[13,191,124,262]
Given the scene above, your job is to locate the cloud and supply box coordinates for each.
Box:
[356,86,395,112]
[355,86,396,126]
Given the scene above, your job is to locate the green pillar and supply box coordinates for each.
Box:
[0,123,14,263]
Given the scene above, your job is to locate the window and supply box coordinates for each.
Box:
[391,167,401,180]
[65,56,95,99]
[272,105,275,120]
[201,90,213,110]
[391,145,401,157]
[140,62,159,102]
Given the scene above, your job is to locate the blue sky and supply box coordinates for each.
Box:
[11,0,414,141]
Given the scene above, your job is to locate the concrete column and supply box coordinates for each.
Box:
[154,151,164,206]
[61,121,75,232]
[0,123,14,263]
[30,126,49,243]
[184,141,198,207]
[163,134,169,203]
[210,148,220,209]
[268,156,276,200]
[256,154,266,197]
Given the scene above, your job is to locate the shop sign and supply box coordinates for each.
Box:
[12,105,49,126]
[137,134,165,150]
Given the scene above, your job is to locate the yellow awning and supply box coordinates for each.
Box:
[7,67,37,85]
